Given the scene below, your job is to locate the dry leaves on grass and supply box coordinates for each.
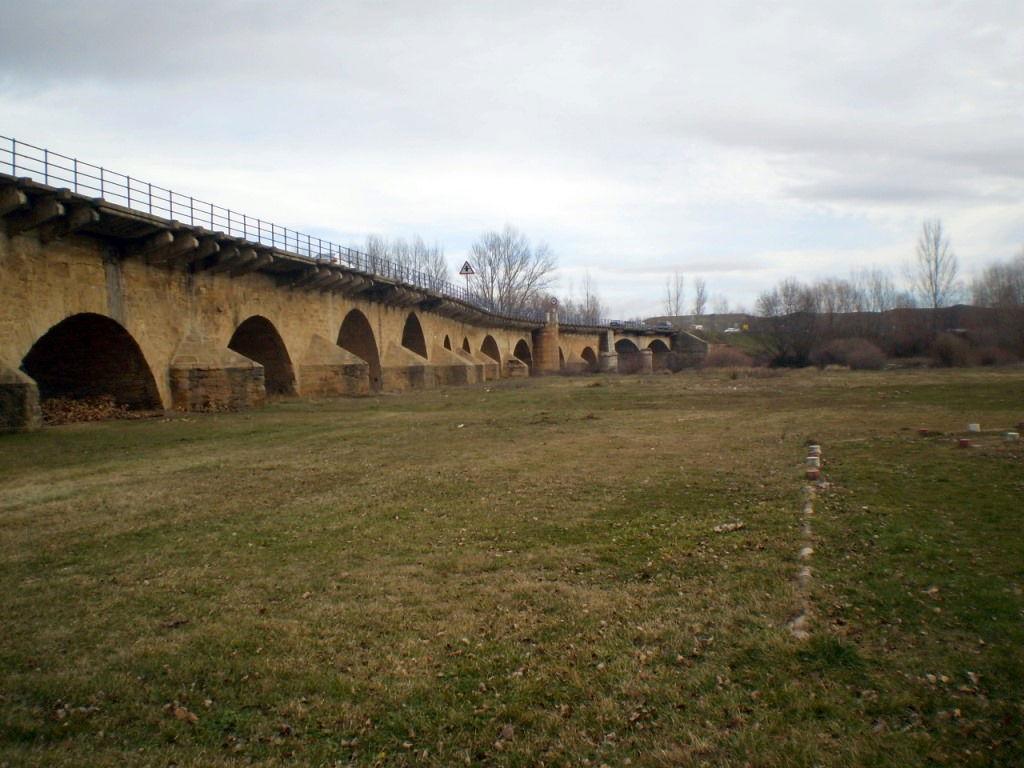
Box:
[41,396,138,424]
[713,521,746,533]
[165,701,199,725]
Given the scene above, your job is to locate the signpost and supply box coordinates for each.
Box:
[459,260,474,294]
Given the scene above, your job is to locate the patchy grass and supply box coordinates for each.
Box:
[1,368,1022,766]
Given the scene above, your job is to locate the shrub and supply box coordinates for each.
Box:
[930,332,974,367]
[810,338,887,370]
[702,346,754,369]
[845,340,887,370]
[975,346,1018,366]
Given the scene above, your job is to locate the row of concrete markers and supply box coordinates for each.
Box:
[789,443,822,641]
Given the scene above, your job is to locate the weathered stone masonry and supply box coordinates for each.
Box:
[0,174,705,432]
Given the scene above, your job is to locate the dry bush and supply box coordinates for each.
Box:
[811,338,887,370]
[702,346,754,369]
[929,332,974,367]
[975,346,1019,366]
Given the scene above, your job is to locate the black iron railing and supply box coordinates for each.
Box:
[1,136,646,330]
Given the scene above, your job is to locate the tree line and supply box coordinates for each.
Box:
[359,218,1022,365]
[752,221,1023,367]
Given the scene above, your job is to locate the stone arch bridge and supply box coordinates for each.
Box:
[0,172,705,432]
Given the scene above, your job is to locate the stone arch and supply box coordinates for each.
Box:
[514,339,533,371]
[648,339,671,371]
[481,335,501,363]
[581,346,597,371]
[615,338,642,374]
[401,313,428,359]
[462,337,471,353]
[228,315,296,395]
[20,312,161,410]
[338,309,382,391]
[558,347,565,370]
[443,335,452,351]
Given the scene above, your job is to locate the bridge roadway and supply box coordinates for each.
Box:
[0,173,705,432]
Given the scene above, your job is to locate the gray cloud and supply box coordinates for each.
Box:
[2,0,1022,314]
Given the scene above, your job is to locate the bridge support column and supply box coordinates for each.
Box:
[0,365,42,432]
[531,313,561,375]
[598,330,618,373]
[598,352,618,373]
[639,348,654,374]
[169,330,266,411]
[299,335,370,396]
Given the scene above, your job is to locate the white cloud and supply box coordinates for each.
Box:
[2,0,1021,315]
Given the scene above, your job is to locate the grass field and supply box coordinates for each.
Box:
[1,368,1022,767]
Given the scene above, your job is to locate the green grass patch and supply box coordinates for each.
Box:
[1,369,1022,766]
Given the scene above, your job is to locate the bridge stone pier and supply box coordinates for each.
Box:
[0,172,704,432]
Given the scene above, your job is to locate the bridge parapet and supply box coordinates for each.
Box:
[1,137,569,326]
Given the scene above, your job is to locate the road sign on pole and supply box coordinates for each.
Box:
[459,261,474,294]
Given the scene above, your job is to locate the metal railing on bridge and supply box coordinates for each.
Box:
[1,136,647,330]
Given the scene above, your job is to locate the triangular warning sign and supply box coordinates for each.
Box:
[459,261,475,275]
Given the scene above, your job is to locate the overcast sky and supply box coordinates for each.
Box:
[2,0,1022,317]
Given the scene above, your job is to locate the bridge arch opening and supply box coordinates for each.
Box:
[481,335,501,363]
[514,339,533,372]
[401,313,428,359]
[648,339,670,371]
[443,335,452,351]
[581,346,597,371]
[21,312,161,411]
[228,316,296,396]
[462,337,471,353]
[558,347,565,370]
[338,310,382,391]
[615,338,642,374]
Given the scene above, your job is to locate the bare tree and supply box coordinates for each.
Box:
[972,250,1024,307]
[663,271,684,317]
[910,219,960,309]
[754,278,820,366]
[691,277,708,318]
[851,268,899,312]
[468,225,557,315]
[555,270,605,325]
[365,234,449,284]
[579,270,605,324]
[712,294,730,314]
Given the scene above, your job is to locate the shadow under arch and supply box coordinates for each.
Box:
[615,338,642,374]
[648,338,671,371]
[462,337,471,353]
[581,346,597,371]
[402,313,428,358]
[338,309,382,391]
[481,335,501,363]
[514,339,533,372]
[443,335,452,350]
[228,315,296,395]
[21,312,161,409]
